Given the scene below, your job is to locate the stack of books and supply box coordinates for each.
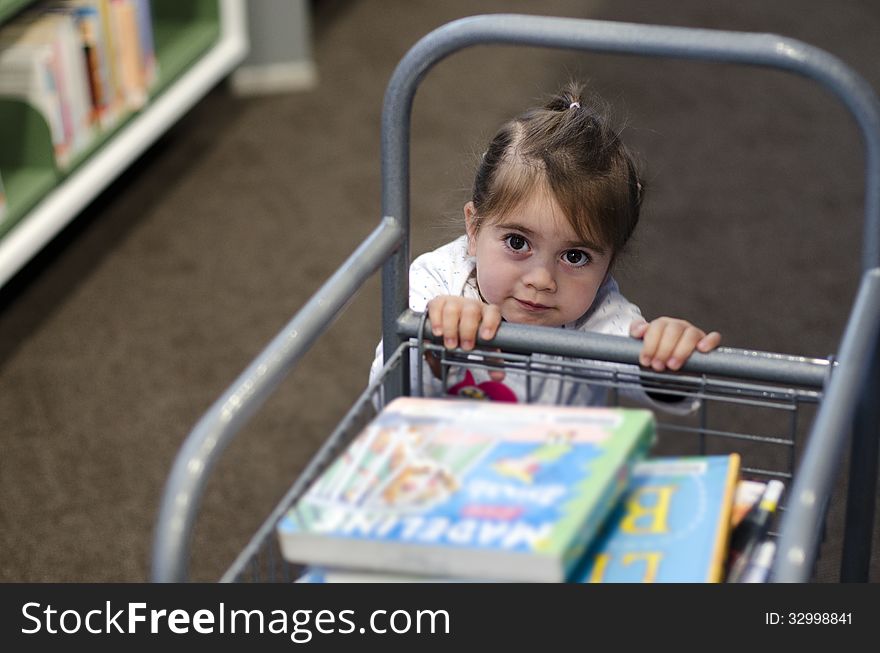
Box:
[0,0,158,169]
[276,396,783,583]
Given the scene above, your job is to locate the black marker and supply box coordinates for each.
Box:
[726,479,784,583]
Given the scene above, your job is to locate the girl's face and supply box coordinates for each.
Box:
[465,188,612,327]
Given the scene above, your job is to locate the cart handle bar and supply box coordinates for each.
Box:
[397,309,833,388]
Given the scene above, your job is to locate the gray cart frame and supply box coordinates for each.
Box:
[151,15,880,583]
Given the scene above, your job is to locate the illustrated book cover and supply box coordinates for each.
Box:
[573,454,741,583]
[276,396,656,582]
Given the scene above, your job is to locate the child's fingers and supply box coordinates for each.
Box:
[696,331,722,353]
[639,318,722,371]
[457,301,484,350]
[427,298,447,338]
[427,297,502,351]
[427,297,459,347]
[667,327,706,371]
[440,299,464,349]
[638,319,668,367]
[479,305,503,341]
[650,322,688,371]
[629,318,649,339]
[426,297,503,352]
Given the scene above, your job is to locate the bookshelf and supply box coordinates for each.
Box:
[0,0,248,288]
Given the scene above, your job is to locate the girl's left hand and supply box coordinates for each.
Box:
[629,317,721,372]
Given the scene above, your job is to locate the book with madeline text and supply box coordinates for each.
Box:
[276,397,656,582]
[573,454,740,583]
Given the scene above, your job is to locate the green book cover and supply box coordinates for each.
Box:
[277,397,655,582]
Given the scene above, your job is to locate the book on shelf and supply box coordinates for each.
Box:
[0,170,6,222]
[0,47,65,163]
[0,0,158,168]
[573,454,741,583]
[0,12,81,167]
[95,0,128,120]
[18,10,95,151]
[109,0,149,110]
[276,396,656,582]
[56,0,122,128]
[133,0,157,88]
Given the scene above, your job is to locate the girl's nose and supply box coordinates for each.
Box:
[522,260,556,292]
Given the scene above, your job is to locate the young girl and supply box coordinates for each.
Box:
[370,82,721,406]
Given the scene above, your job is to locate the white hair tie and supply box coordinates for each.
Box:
[569,101,581,110]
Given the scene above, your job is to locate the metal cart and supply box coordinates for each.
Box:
[151,15,880,583]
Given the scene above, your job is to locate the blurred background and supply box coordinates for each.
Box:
[0,0,878,582]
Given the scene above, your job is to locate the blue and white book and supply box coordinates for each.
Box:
[276,396,655,582]
[573,454,741,583]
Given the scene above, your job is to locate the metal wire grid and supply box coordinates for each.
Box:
[221,340,827,582]
[421,343,819,473]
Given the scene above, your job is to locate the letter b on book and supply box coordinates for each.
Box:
[620,485,677,535]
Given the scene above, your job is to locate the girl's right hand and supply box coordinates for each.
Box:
[426,296,502,351]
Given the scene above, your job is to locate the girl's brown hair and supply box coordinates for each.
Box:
[470,82,643,261]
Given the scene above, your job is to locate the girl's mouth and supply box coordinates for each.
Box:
[514,298,551,312]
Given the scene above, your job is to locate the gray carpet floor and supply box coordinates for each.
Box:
[1,0,878,582]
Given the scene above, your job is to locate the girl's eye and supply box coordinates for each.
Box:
[562,249,591,267]
[504,234,529,252]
